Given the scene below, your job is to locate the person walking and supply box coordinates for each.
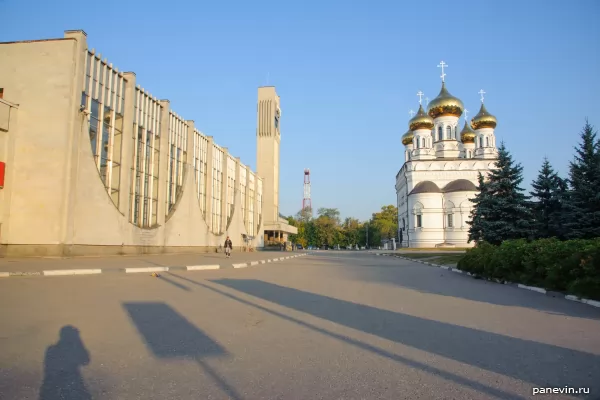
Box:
[224,236,233,258]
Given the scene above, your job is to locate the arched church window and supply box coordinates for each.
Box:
[438,126,443,141]
[446,126,451,139]
[421,138,425,148]
[479,137,484,148]
[486,137,489,147]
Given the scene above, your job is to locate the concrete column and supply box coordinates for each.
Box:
[119,72,136,218]
[220,148,229,233]
[61,30,88,246]
[205,136,214,232]
[157,100,170,226]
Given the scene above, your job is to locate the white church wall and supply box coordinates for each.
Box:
[443,191,477,246]
[408,192,444,247]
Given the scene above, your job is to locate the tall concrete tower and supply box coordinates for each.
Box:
[255,86,297,246]
[256,86,282,225]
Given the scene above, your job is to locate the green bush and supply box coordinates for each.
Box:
[457,238,600,301]
[457,242,496,276]
[488,239,529,282]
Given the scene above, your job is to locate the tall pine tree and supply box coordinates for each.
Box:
[563,119,600,239]
[467,142,534,245]
[529,157,566,239]
[467,172,492,243]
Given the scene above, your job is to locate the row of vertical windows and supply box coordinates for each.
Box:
[257,179,263,230]
[131,88,161,228]
[193,130,209,218]
[212,146,224,234]
[248,173,255,235]
[434,125,458,141]
[167,113,187,213]
[414,137,432,149]
[240,167,247,227]
[82,53,263,231]
[226,156,236,225]
[412,213,453,228]
[81,51,126,208]
[477,136,492,148]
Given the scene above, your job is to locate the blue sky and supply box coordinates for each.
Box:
[2,0,599,221]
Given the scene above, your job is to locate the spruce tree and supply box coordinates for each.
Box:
[467,172,492,243]
[550,176,569,239]
[468,142,534,245]
[529,157,566,239]
[564,119,600,239]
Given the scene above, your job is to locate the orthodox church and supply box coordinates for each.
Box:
[395,62,498,248]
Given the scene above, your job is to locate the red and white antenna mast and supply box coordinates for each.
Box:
[302,169,312,217]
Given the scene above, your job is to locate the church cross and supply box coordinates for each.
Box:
[464,109,469,121]
[417,91,424,104]
[409,109,415,117]
[478,89,486,103]
[438,61,447,82]
[425,97,429,106]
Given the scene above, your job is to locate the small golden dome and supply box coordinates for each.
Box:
[427,82,464,119]
[401,128,414,146]
[471,103,497,130]
[460,120,476,144]
[409,104,434,131]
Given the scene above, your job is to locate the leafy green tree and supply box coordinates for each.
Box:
[342,217,361,247]
[529,157,567,239]
[370,205,398,240]
[467,142,534,245]
[563,119,600,239]
[296,206,313,222]
[317,208,341,225]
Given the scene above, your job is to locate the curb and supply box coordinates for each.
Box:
[0,253,310,279]
[373,253,600,309]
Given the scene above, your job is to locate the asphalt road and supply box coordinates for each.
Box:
[1,251,599,400]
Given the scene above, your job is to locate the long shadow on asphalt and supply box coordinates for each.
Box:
[210,278,600,393]
[122,302,241,400]
[157,274,191,291]
[328,254,600,320]
[39,325,91,400]
[168,274,525,400]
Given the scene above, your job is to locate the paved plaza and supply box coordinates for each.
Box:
[1,251,599,399]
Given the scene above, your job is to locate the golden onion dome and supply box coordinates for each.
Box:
[460,120,476,144]
[401,128,414,146]
[470,103,497,130]
[409,104,434,131]
[427,82,464,119]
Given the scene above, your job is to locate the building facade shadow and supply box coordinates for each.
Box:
[39,325,91,400]
[210,279,600,393]
[122,302,241,400]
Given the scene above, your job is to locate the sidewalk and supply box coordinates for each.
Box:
[0,251,308,277]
